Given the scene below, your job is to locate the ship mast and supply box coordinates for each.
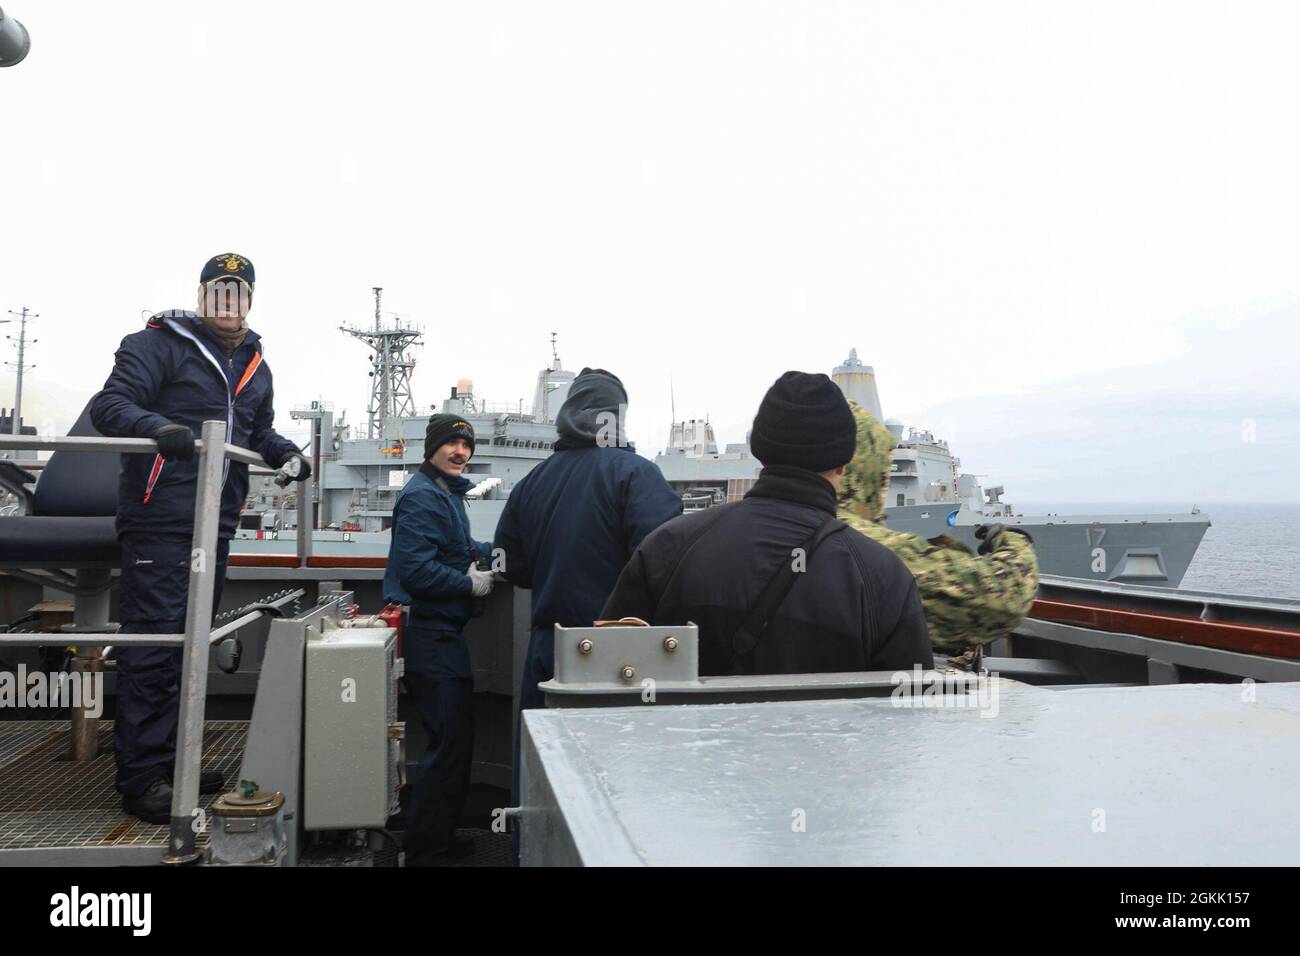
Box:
[536,332,557,422]
[339,287,422,439]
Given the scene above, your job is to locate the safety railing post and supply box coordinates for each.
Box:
[163,420,226,864]
[297,454,314,568]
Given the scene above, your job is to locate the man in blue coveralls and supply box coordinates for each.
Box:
[383,413,496,865]
[90,253,310,824]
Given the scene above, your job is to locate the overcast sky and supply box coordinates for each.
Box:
[1,1,1296,502]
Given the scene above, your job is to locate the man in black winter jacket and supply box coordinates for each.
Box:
[601,371,931,676]
[89,253,309,823]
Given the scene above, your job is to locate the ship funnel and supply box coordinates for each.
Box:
[0,8,30,67]
[832,348,884,421]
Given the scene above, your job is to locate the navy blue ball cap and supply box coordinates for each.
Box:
[201,253,255,288]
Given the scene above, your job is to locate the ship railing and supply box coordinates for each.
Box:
[0,421,313,864]
[1008,573,1300,685]
[479,402,534,417]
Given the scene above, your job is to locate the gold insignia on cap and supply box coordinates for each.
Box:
[221,255,246,273]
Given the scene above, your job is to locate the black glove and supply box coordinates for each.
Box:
[975,523,1032,555]
[274,453,312,487]
[152,423,196,461]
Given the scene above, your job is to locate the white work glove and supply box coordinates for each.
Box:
[467,565,495,597]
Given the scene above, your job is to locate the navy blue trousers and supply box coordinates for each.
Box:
[115,533,228,797]
[402,622,475,865]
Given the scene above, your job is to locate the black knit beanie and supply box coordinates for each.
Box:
[749,371,856,471]
[424,413,475,460]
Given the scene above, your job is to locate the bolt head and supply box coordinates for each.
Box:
[577,638,594,655]
[663,636,678,653]
[619,664,635,681]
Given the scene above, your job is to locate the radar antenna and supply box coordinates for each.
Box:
[339,287,423,439]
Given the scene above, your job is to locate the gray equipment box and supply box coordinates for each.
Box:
[304,623,402,830]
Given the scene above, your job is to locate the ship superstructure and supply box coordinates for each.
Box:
[654,418,760,510]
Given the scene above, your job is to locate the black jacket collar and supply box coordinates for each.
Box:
[744,464,838,515]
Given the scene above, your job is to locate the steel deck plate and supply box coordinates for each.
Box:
[0,720,246,853]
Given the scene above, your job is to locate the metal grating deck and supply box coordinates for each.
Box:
[0,720,246,852]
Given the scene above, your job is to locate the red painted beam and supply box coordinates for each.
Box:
[228,553,298,568]
[1030,598,1300,661]
[305,555,388,569]
[227,553,388,570]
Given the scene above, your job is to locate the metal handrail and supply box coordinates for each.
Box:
[0,422,314,864]
[0,433,273,467]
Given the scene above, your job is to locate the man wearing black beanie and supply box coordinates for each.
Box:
[748,371,859,472]
[383,412,495,865]
[602,371,931,676]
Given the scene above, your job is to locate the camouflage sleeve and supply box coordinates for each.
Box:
[840,513,1041,649]
[907,531,1039,649]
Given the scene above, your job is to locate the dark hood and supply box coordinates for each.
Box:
[555,367,631,450]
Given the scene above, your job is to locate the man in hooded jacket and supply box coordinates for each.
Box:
[494,367,682,708]
[836,401,1039,659]
[493,367,681,855]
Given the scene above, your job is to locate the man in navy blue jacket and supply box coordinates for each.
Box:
[493,367,682,854]
[383,414,495,865]
[90,253,308,824]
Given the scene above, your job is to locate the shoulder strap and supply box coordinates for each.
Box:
[730,513,848,661]
[654,502,748,618]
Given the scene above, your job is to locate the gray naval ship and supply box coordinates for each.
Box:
[239,320,1209,586]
